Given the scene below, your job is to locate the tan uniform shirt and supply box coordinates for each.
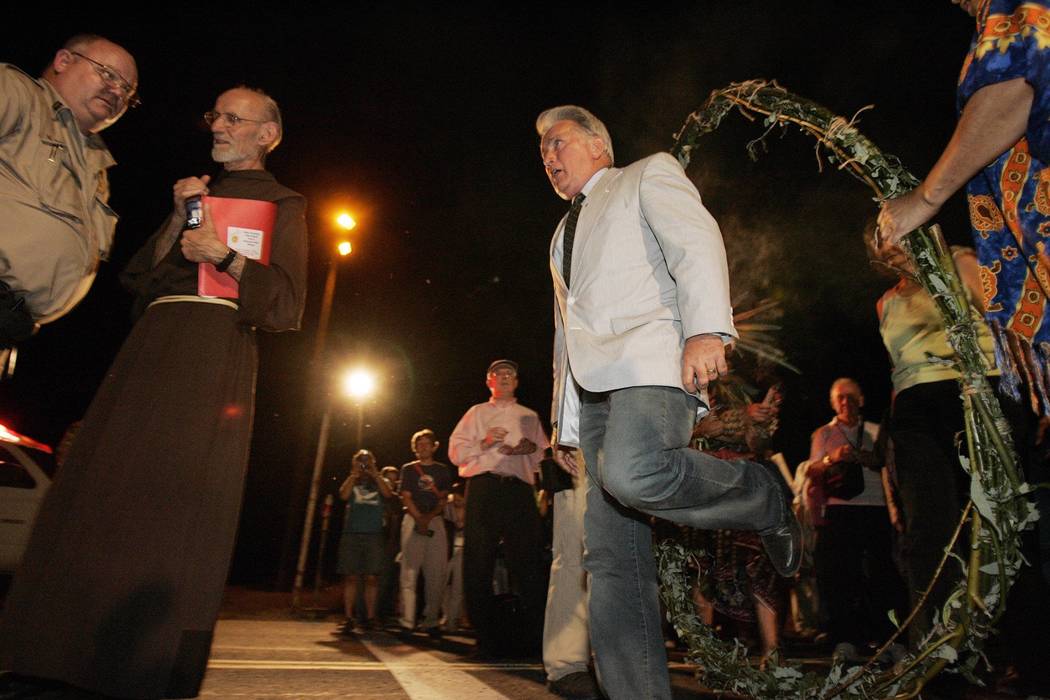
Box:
[0,64,118,322]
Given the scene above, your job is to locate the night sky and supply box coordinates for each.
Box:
[1,5,982,583]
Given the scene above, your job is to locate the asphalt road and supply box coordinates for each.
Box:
[198,619,711,700]
[1,587,1034,699]
[0,583,711,699]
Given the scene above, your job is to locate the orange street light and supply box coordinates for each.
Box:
[336,212,356,231]
[335,211,355,257]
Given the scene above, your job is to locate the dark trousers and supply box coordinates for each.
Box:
[464,473,545,655]
[815,504,905,647]
[891,378,1042,650]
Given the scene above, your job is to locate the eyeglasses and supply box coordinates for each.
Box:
[203,110,268,128]
[70,51,140,108]
[489,369,517,378]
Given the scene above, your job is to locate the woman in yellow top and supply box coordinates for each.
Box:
[874,241,1014,647]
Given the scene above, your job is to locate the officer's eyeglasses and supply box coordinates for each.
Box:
[70,51,140,109]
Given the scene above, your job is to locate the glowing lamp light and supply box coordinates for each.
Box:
[342,368,376,400]
[336,213,357,231]
[337,241,352,256]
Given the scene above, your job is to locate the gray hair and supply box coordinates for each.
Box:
[64,34,107,52]
[830,377,862,399]
[44,34,132,79]
[536,105,614,165]
[233,84,283,155]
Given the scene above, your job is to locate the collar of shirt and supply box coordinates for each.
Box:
[39,78,114,160]
[579,167,608,199]
[488,397,518,406]
[831,416,862,428]
[554,167,608,270]
[830,416,867,449]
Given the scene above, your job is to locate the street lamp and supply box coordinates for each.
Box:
[343,368,375,400]
[342,367,376,447]
[292,366,378,611]
[315,213,355,362]
[290,211,359,609]
[335,212,354,259]
[336,212,356,231]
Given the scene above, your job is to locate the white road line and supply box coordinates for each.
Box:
[211,645,344,653]
[207,659,540,671]
[201,692,405,698]
[209,660,388,670]
[358,637,513,700]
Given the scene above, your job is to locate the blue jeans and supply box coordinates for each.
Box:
[579,386,783,700]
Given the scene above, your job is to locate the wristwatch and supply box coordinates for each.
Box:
[215,248,237,273]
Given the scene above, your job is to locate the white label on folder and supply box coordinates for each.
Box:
[227,226,263,260]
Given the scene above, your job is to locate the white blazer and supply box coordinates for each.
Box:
[550,153,736,447]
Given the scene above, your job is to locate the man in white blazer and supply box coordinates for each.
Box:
[537,105,800,700]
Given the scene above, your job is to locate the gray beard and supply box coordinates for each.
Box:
[211,146,240,163]
[211,143,259,164]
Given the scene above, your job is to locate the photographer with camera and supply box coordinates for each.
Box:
[335,449,395,635]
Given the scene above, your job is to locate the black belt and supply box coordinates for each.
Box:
[472,472,528,485]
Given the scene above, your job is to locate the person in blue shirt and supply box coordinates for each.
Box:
[336,449,395,634]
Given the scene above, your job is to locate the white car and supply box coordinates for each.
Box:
[0,424,55,572]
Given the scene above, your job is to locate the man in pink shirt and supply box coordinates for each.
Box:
[449,359,550,659]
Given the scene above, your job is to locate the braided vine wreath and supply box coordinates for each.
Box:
[657,80,1038,699]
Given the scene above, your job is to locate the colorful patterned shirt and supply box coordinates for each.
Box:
[958,0,1050,412]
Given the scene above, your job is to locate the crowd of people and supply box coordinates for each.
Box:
[328,355,1049,700]
[331,360,596,696]
[4,3,1050,698]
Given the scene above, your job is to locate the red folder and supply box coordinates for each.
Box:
[197,196,277,298]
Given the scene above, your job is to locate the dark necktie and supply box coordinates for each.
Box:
[562,193,585,287]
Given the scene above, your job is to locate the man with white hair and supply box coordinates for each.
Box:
[537,104,801,699]
[0,34,138,345]
[806,377,902,663]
